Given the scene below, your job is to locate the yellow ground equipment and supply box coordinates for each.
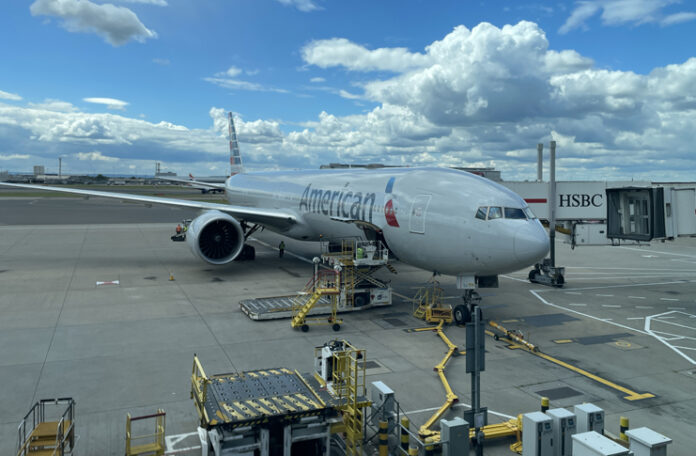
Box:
[291,269,342,331]
[412,281,453,323]
[125,410,166,456]
[16,398,75,456]
[314,340,371,456]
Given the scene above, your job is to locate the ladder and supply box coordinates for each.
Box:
[17,398,75,456]
[331,342,367,456]
[291,270,341,331]
[125,410,166,456]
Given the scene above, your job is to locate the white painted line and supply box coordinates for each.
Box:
[620,246,696,259]
[627,317,645,320]
[536,280,692,294]
[96,280,120,286]
[597,294,615,297]
[530,290,649,336]
[565,292,582,295]
[660,298,679,301]
[501,274,530,283]
[405,403,515,420]
[569,303,587,307]
[629,296,647,300]
[602,304,621,308]
[660,316,675,319]
[635,305,654,309]
[645,311,696,365]
[668,307,686,310]
[603,318,614,321]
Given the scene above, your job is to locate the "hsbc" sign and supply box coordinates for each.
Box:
[559,193,603,208]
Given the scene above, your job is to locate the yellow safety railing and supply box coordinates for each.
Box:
[191,355,211,425]
[125,410,166,456]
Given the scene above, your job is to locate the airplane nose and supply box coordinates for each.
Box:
[513,223,549,265]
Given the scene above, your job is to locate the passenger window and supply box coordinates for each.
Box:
[488,207,502,219]
[504,207,526,219]
[475,207,487,220]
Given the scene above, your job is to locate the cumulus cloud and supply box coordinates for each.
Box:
[310,77,325,83]
[276,0,321,12]
[76,151,119,162]
[560,0,696,33]
[84,97,129,110]
[302,38,431,72]
[30,0,157,46]
[2,20,696,181]
[204,68,288,94]
[0,154,31,161]
[0,90,22,101]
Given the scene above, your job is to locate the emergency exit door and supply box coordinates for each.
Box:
[409,194,431,234]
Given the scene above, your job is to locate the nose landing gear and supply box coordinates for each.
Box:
[453,289,481,324]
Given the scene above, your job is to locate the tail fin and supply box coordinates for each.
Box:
[228,112,244,176]
[188,173,195,180]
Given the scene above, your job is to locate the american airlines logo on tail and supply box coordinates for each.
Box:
[384,177,399,227]
[228,112,243,176]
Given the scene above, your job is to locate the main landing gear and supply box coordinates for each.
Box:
[453,289,482,324]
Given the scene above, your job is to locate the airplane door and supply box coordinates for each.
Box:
[409,194,432,234]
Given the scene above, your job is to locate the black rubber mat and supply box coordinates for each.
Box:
[535,386,583,400]
[575,333,633,345]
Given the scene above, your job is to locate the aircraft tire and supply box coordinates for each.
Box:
[332,323,341,332]
[301,324,309,333]
[528,269,539,283]
[354,293,368,307]
[453,305,471,324]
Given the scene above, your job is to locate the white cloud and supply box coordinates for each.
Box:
[0,90,22,101]
[28,99,78,112]
[204,76,288,94]
[310,77,325,83]
[2,21,696,181]
[152,58,170,65]
[276,0,321,12]
[83,97,129,110]
[76,151,119,162]
[302,38,431,72]
[661,11,696,25]
[219,66,242,77]
[0,154,31,161]
[560,0,696,33]
[30,0,157,46]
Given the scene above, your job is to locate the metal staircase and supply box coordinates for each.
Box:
[291,270,341,331]
[17,398,75,456]
[330,342,368,456]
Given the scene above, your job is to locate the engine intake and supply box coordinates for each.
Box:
[186,211,245,264]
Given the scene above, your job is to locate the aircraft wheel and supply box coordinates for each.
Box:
[554,274,565,287]
[332,323,341,332]
[528,269,539,283]
[453,305,471,325]
[353,294,368,307]
[301,324,309,333]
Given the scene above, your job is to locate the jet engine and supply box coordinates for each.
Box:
[186,210,245,264]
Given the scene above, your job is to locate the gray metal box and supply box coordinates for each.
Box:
[441,417,469,456]
[574,404,604,434]
[572,431,629,456]
[547,408,576,456]
[625,427,671,456]
[523,412,553,456]
[370,381,395,426]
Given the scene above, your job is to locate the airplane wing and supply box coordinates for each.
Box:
[0,182,296,229]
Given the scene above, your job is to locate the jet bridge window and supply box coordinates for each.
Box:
[475,207,487,220]
[504,207,526,219]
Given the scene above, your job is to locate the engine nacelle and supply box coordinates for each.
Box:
[186,210,245,264]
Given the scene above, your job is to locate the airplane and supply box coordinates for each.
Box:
[160,173,226,194]
[0,112,549,323]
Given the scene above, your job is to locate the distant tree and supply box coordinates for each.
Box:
[95,174,108,181]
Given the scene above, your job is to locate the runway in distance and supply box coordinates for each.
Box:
[0,112,549,318]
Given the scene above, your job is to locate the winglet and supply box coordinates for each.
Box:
[228,112,244,176]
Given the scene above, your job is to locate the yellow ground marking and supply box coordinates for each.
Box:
[554,339,574,344]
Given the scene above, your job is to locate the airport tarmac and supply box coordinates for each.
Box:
[1,196,695,455]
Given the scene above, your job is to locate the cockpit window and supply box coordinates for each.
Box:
[488,206,502,219]
[475,207,487,220]
[524,207,537,219]
[504,207,526,219]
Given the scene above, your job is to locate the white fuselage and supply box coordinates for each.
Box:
[224,167,549,276]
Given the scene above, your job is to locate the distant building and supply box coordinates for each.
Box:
[33,165,45,176]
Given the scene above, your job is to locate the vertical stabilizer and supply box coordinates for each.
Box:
[228,112,244,175]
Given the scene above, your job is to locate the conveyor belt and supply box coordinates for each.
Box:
[194,368,337,430]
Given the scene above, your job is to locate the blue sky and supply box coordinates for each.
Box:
[1,0,695,180]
